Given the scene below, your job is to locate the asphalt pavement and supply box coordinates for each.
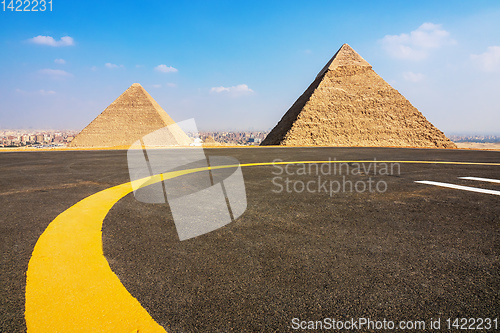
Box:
[1,147,499,332]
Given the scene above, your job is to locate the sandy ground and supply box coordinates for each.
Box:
[1,142,499,152]
[455,142,500,150]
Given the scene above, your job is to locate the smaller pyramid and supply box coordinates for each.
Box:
[69,83,191,148]
[261,44,456,148]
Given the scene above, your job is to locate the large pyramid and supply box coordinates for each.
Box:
[69,83,191,148]
[261,44,456,148]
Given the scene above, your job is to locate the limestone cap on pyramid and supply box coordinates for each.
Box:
[69,83,192,148]
[316,43,371,78]
[261,43,456,148]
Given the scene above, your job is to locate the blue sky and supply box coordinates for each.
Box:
[0,0,499,134]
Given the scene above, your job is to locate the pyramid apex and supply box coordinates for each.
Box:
[131,83,142,87]
[316,43,371,78]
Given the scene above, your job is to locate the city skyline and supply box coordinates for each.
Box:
[0,128,270,147]
[1,1,499,134]
[3,128,499,149]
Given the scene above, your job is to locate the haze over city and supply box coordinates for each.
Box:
[0,0,499,134]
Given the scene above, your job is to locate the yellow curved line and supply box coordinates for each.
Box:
[239,160,500,167]
[25,169,204,333]
[25,160,500,332]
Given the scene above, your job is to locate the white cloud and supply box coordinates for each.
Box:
[155,64,178,73]
[471,46,500,72]
[38,68,73,79]
[166,82,177,88]
[38,89,56,95]
[29,35,74,47]
[210,84,254,96]
[151,84,162,88]
[402,71,425,82]
[105,63,123,69]
[54,58,66,64]
[381,23,454,60]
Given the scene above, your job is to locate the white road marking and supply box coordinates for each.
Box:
[415,180,500,196]
[458,176,500,184]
